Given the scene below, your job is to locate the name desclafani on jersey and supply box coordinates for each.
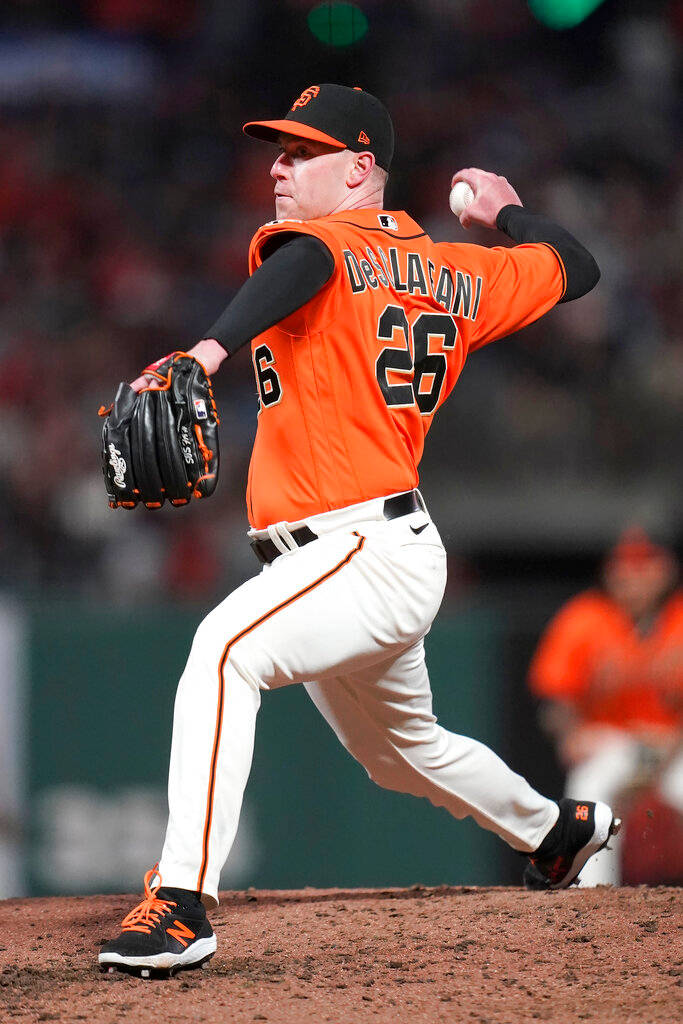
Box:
[343,247,482,319]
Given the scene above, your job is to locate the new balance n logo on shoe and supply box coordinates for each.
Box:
[167,920,196,947]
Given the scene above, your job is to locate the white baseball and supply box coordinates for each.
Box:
[449,181,475,216]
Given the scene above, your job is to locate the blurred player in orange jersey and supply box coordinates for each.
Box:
[529,528,683,885]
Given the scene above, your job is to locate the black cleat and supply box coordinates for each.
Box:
[524,799,621,890]
[98,866,216,977]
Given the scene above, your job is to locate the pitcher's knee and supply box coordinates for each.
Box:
[358,740,436,793]
[191,610,264,690]
[362,751,408,792]
[187,615,222,675]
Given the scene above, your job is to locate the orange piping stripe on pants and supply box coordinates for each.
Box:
[197,532,366,894]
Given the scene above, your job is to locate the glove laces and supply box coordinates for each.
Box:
[120,865,176,934]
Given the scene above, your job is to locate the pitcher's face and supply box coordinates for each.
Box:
[271,135,353,221]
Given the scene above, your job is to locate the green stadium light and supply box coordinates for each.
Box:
[528,0,608,30]
[307,2,369,47]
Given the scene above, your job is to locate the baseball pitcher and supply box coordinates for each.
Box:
[99,85,619,978]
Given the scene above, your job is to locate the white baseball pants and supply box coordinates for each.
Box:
[158,493,559,904]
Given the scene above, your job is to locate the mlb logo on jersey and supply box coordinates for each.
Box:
[194,398,208,420]
[378,214,398,230]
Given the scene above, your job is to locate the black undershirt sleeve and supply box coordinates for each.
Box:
[204,233,335,355]
[496,205,600,303]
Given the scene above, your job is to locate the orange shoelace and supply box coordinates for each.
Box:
[120,866,177,934]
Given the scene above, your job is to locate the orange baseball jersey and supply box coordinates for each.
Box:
[529,590,683,733]
[246,208,566,529]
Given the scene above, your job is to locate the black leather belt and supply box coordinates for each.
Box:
[250,489,425,566]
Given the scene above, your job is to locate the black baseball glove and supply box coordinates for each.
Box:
[99,352,220,510]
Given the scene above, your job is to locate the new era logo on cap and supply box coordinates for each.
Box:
[358,130,370,144]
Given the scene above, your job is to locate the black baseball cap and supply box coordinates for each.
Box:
[243,83,394,171]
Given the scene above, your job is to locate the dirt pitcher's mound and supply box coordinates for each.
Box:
[1,885,680,1023]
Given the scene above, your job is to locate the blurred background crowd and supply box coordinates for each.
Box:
[0,0,680,895]
[0,0,680,601]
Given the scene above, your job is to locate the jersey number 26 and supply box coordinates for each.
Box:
[375,305,458,416]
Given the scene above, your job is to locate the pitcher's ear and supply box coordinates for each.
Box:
[347,151,375,188]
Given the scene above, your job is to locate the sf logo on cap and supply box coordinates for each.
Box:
[291,86,320,110]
